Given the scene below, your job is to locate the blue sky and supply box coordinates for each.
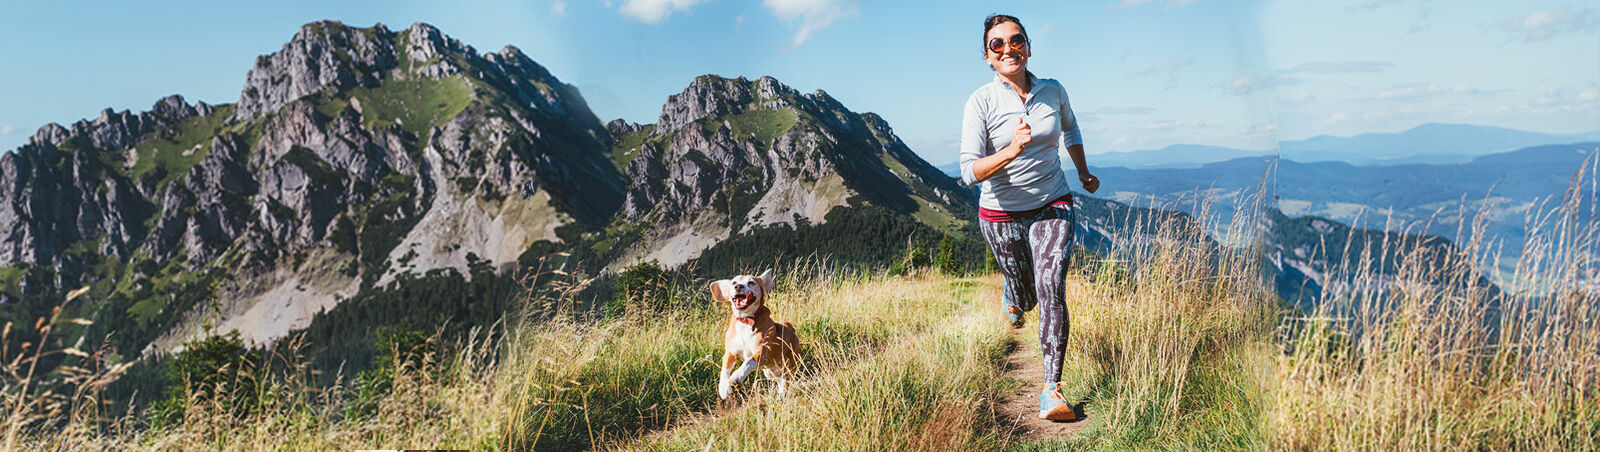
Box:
[1,0,1595,165]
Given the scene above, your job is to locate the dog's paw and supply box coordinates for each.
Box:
[718,380,733,399]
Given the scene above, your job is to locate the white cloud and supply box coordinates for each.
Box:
[0,125,14,135]
[1456,83,1598,120]
[1324,108,1419,125]
[763,0,860,48]
[1241,122,1277,136]
[1279,91,1316,105]
[1143,119,1209,130]
[1530,83,1600,113]
[617,0,708,23]
[1219,74,1299,95]
[1374,82,1477,100]
[551,0,567,16]
[1501,7,1597,42]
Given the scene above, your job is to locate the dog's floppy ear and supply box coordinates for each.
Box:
[709,279,733,303]
[757,269,774,294]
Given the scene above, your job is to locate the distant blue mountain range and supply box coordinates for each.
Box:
[934,123,1600,173]
[1279,123,1600,165]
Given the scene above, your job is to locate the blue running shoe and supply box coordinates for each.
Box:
[1039,382,1077,421]
[1002,287,1024,328]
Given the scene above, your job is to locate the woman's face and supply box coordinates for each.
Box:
[984,22,1030,77]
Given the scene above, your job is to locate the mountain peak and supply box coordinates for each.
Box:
[656,74,800,131]
[233,21,399,120]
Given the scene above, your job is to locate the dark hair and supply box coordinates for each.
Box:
[983,14,1028,53]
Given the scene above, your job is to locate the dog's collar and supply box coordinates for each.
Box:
[734,316,756,326]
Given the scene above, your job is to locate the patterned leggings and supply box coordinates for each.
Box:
[979,204,1074,384]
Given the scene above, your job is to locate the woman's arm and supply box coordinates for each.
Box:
[1057,85,1099,193]
[958,94,990,186]
[1064,143,1098,193]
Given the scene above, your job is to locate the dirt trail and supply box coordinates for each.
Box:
[995,313,1094,441]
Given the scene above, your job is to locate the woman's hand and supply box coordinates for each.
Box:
[1008,117,1032,156]
[970,117,1035,183]
[1079,173,1099,194]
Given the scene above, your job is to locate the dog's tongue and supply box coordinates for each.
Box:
[733,294,749,309]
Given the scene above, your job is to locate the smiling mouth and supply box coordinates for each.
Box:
[732,293,751,309]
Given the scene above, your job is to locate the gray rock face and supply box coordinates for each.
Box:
[656,75,800,132]
[233,21,399,121]
[0,20,627,354]
[620,74,970,228]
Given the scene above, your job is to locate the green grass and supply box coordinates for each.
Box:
[609,124,657,172]
[632,274,1013,451]
[909,194,966,233]
[127,104,237,189]
[0,265,26,299]
[350,76,474,141]
[723,108,798,148]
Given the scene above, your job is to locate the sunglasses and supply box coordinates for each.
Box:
[987,33,1028,54]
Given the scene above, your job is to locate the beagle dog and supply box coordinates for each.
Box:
[709,269,800,399]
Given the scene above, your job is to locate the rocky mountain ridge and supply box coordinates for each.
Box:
[0,21,627,356]
[603,74,972,267]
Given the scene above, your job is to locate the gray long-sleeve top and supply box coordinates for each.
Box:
[959,72,1084,212]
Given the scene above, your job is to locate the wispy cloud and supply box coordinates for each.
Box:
[616,0,708,24]
[1143,119,1210,130]
[1218,74,1299,95]
[0,125,14,135]
[1325,108,1415,125]
[551,0,567,17]
[1530,83,1600,113]
[1375,82,1477,100]
[1289,60,1394,74]
[1459,83,1599,119]
[1500,6,1597,42]
[764,0,861,48]
[1279,91,1316,105]
[1240,122,1277,137]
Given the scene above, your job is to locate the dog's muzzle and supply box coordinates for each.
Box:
[732,293,751,310]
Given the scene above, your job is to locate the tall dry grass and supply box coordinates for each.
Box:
[623,273,1014,451]
[1021,184,1279,450]
[1273,152,1600,449]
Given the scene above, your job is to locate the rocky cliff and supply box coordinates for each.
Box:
[0,21,623,355]
[605,75,972,267]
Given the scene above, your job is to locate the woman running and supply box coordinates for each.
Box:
[958,13,1100,421]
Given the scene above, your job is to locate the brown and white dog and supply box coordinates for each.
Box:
[709,269,800,399]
